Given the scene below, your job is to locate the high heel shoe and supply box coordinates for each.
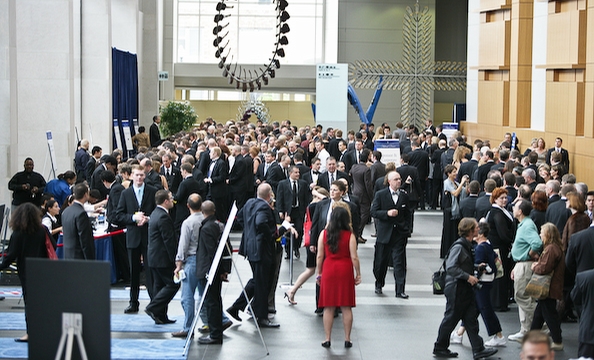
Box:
[321,341,331,348]
[345,341,353,348]
[284,292,297,305]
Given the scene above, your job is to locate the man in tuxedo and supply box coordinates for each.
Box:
[227,184,281,328]
[102,170,130,282]
[266,154,290,194]
[475,179,497,221]
[115,165,158,313]
[256,150,276,188]
[317,157,348,192]
[276,166,311,259]
[293,152,309,177]
[85,146,102,183]
[396,153,422,231]
[145,190,178,324]
[369,151,386,186]
[160,153,182,194]
[174,163,203,234]
[227,145,249,210]
[301,157,321,190]
[458,151,480,183]
[370,171,411,298]
[566,222,594,277]
[586,191,594,221]
[361,129,374,151]
[473,149,495,189]
[240,145,255,203]
[546,137,570,171]
[350,149,373,240]
[149,115,162,147]
[327,129,343,160]
[62,183,95,260]
[197,138,217,176]
[204,146,229,222]
[546,183,572,234]
[571,269,594,359]
[90,155,118,201]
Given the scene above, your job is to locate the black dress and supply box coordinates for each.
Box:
[486,206,515,311]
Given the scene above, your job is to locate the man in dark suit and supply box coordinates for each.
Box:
[149,115,162,147]
[85,146,102,183]
[475,179,497,221]
[369,151,386,186]
[293,152,309,177]
[546,137,570,171]
[266,154,290,194]
[141,158,163,190]
[62,183,95,260]
[546,183,573,234]
[408,140,430,209]
[276,166,311,259]
[473,150,495,189]
[174,163,203,234]
[317,157,348,192]
[396,153,422,231]
[227,145,249,210]
[350,149,373,239]
[327,129,344,160]
[145,190,178,324]
[566,225,594,277]
[204,146,229,222]
[460,180,480,219]
[370,171,411,298]
[90,155,117,201]
[115,166,158,313]
[228,184,281,328]
[196,201,228,345]
[197,139,216,176]
[102,169,130,282]
[160,153,182,194]
[571,268,594,358]
[240,145,255,203]
[74,139,90,181]
[458,151,480,183]
[301,157,321,190]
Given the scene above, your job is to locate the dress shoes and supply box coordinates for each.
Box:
[257,319,280,328]
[433,349,458,358]
[222,320,233,331]
[473,347,497,359]
[162,318,176,324]
[171,330,188,338]
[284,253,290,260]
[356,237,367,244]
[197,335,223,345]
[124,305,139,314]
[321,341,331,348]
[294,249,300,259]
[0,296,5,301]
[226,307,242,322]
[144,309,164,324]
[345,341,353,348]
[396,292,409,299]
[374,287,383,294]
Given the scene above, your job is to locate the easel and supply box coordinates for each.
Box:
[183,203,270,357]
[280,229,295,287]
[43,131,57,180]
[55,313,88,360]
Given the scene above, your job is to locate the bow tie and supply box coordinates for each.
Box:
[313,171,320,175]
[392,191,399,196]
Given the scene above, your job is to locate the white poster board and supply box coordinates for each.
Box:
[315,64,348,133]
[441,122,459,142]
[374,139,400,165]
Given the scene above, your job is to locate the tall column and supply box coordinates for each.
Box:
[140,0,160,126]
[508,0,533,128]
[161,0,176,101]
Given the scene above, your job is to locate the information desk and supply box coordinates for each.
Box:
[56,227,124,284]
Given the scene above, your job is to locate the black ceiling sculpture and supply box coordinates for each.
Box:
[214,0,290,92]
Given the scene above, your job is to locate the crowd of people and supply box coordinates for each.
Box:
[2,116,594,358]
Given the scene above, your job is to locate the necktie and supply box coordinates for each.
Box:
[264,163,269,176]
[137,188,142,206]
[330,173,334,185]
[292,181,298,207]
[356,151,360,164]
[313,170,320,175]
[285,168,289,179]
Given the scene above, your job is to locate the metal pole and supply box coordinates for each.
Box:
[288,230,294,285]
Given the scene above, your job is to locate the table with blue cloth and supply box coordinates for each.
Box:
[56,228,125,284]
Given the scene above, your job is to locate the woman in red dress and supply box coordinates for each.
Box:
[316,206,361,348]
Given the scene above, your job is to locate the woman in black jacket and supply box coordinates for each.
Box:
[0,203,51,342]
[487,187,515,312]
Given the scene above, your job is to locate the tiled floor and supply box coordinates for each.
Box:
[0,211,580,360]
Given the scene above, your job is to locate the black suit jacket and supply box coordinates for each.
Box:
[208,158,229,199]
[147,206,176,268]
[61,202,95,260]
[474,161,494,189]
[228,156,248,193]
[91,164,110,200]
[145,169,164,190]
[545,198,571,234]
[149,123,161,147]
[174,176,204,229]
[114,184,158,249]
[196,215,225,279]
[276,178,311,216]
[370,162,386,186]
[566,227,594,275]
[409,148,430,180]
[197,149,211,176]
[295,162,310,177]
[350,164,373,203]
[343,150,357,174]
[475,194,492,221]
[265,163,287,193]
[160,165,182,193]
[396,164,422,203]
[106,182,126,227]
[571,268,594,344]
[459,195,478,219]
[458,159,478,183]
[237,197,277,262]
[317,170,348,192]
[370,187,411,243]
[310,198,360,246]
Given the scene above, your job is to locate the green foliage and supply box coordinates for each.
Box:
[159,101,198,136]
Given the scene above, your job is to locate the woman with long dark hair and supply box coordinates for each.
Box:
[0,203,53,342]
[42,199,62,243]
[441,165,468,258]
[316,206,361,349]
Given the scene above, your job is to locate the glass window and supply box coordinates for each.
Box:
[177,0,325,65]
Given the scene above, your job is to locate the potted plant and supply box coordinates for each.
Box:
[159,101,198,137]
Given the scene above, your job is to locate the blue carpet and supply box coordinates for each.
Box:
[0,338,187,359]
[0,312,183,332]
[0,288,22,298]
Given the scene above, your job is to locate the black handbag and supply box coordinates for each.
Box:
[432,263,446,295]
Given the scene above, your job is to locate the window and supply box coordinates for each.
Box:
[177,0,325,65]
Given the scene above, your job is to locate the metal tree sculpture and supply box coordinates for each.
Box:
[237,97,270,123]
[348,1,466,129]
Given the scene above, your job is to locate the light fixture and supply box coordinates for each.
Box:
[213,0,290,92]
